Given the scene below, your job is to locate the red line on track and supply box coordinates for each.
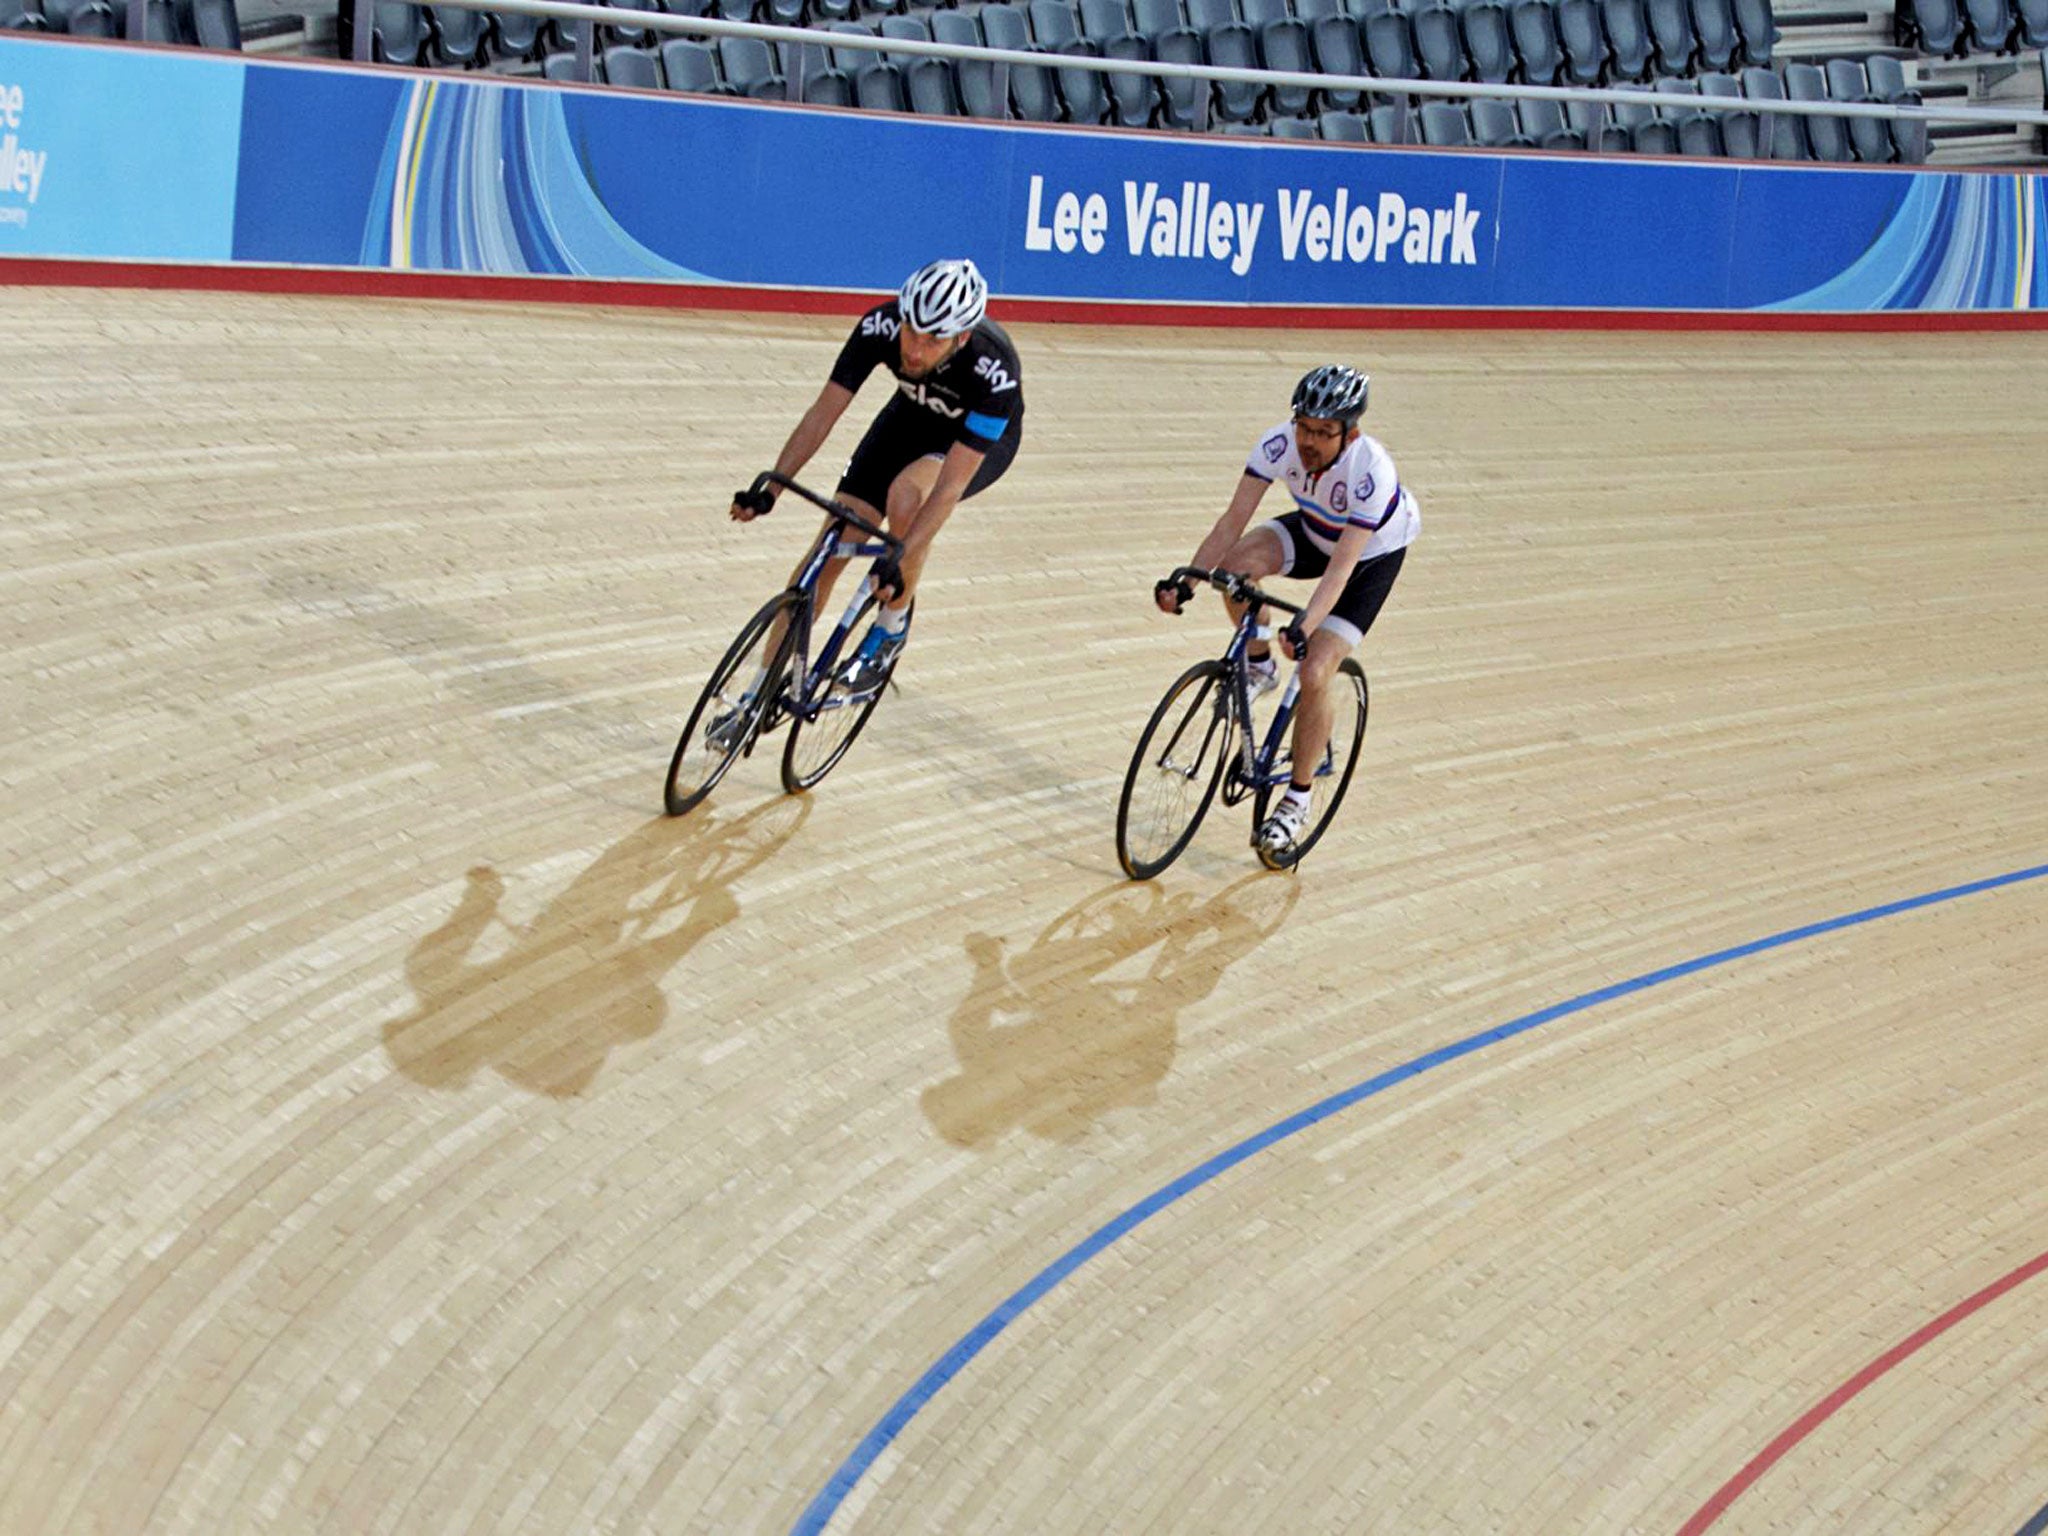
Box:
[5,256,2048,331]
[1677,1245,2048,1534]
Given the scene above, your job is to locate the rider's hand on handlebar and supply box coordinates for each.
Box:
[730,485,776,521]
[1154,575,1195,615]
[1277,621,1308,662]
[870,555,906,604]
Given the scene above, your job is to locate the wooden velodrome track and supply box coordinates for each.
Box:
[3,284,2046,1535]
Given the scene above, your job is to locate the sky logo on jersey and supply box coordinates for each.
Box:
[862,309,901,339]
[897,379,963,417]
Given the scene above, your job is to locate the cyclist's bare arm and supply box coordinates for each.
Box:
[1192,472,1270,572]
[1157,473,1270,612]
[731,382,856,521]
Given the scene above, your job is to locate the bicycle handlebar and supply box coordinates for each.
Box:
[752,472,904,557]
[1166,565,1305,619]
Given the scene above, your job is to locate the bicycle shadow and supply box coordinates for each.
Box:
[921,873,1303,1148]
[382,796,809,1098]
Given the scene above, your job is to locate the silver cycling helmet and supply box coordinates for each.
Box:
[1291,364,1370,427]
[898,257,989,338]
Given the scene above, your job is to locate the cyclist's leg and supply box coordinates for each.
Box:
[1223,512,1312,640]
[1287,547,1405,774]
[874,421,1020,612]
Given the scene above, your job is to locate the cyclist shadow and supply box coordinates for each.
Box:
[383,796,809,1098]
[922,873,1302,1148]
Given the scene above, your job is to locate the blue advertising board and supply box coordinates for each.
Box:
[3,35,2043,314]
[0,37,241,261]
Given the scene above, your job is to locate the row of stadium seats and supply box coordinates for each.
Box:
[0,0,238,43]
[375,0,1784,89]
[536,24,1924,159]
[1894,0,2048,56]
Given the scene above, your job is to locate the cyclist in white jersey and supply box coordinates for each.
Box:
[1154,364,1418,859]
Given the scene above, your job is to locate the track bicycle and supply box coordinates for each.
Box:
[1115,566,1368,879]
[664,472,911,815]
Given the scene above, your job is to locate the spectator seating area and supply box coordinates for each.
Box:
[356,0,1956,161]
[3,0,2040,161]
[1,0,239,43]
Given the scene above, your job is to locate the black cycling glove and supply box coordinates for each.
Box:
[1155,575,1195,614]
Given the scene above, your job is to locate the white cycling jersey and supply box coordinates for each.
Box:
[1245,421,1420,561]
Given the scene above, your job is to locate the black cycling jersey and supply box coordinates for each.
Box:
[829,301,1025,452]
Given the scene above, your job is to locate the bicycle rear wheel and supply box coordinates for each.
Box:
[1116,659,1235,880]
[781,597,912,794]
[1253,658,1367,869]
[664,592,800,816]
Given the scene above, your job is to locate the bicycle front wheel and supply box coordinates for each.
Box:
[1253,657,1368,870]
[781,597,912,794]
[664,592,800,816]
[1116,659,1235,880]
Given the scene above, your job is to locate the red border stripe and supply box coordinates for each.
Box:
[1677,1245,2048,1534]
[5,256,2048,331]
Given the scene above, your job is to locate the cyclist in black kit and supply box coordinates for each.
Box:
[729,257,1025,694]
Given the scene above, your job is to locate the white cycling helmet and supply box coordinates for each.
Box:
[898,258,988,338]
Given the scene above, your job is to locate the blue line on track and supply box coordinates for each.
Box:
[792,862,2048,1535]
[2016,1499,2048,1536]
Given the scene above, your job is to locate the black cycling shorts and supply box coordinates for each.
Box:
[1265,513,1407,647]
[836,395,1020,516]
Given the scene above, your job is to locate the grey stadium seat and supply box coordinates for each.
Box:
[1601,0,1653,77]
[1785,60,1848,159]
[718,35,786,96]
[1655,75,1723,153]
[1612,96,1676,150]
[980,2,1064,120]
[1699,70,1758,155]
[1154,26,1215,129]
[1309,15,1368,109]
[1519,95,1585,145]
[1644,0,1695,72]
[1471,95,1535,143]
[1864,53,1927,161]
[1364,9,1420,81]
[1731,0,1774,61]
[1556,0,1608,82]
[780,38,855,104]
[1961,0,2014,49]
[932,10,1001,115]
[429,3,486,62]
[1103,31,1162,123]
[1741,62,1806,156]
[605,42,663,86]
[1078,0,1129,35]
[1319,106,1369,137]
[1205,24,1268,122]
[1411,3,1471,79]
[1259,19,1318,117]
[1825,56,1893,160]
[1030,0,1081,42]
[1419,99,1473,142]
[660,37,727,92]
[1689,0,1738,68]
[1510,0,1565,83]
[1054,40,1113,123]
[1462,0,1517,81]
